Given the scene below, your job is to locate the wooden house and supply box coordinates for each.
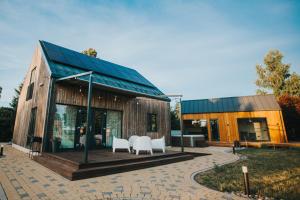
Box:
[13,41,171,153]
[181,95,288,146]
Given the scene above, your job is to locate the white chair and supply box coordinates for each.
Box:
[133,136,153,155]
[151,136,166,153]
[112,137,130,153]
[129,135,139,147]
[79,135,86,147]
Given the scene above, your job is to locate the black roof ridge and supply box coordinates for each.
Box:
[182,94,276,102]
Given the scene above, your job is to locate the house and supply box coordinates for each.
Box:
[13,41,171,153]
[181,95,288,146]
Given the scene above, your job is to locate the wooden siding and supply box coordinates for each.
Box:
[48,83,171,144]
[13,46,170,150]
[182,111,287,144]
[13,45,51,147]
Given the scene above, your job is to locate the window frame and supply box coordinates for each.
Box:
[26,67,36,101]
[147,113,158,132]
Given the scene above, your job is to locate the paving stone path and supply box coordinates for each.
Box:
[0,145,244,200]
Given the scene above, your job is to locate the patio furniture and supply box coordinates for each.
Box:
[79,135,86,147]
[151,136,166,153]
[133,136,153,155]
[29,136,43,159]
[129,135,139,147]
[112,137,131,153]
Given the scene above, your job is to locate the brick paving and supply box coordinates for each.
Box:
[0,145,244,200]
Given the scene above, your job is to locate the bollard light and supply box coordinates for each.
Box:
[232,145,235,154]
[242,166,250,196]
[0,145,4,156]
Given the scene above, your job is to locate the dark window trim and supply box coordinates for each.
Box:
[26,67,37,101]
[147,113,158,132]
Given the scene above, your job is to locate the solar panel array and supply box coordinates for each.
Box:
[50,63,164,97]
[40,41,155,88]
[182,95,281,114]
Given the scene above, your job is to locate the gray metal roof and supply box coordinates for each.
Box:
[182,94,281,114]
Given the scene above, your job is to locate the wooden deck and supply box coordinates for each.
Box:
[34,149,208,180]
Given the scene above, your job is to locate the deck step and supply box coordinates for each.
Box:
[34,153,194,180]
[72,154,194,180]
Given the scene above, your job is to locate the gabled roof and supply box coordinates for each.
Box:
[182,94,281,114]
[39,40,168,101]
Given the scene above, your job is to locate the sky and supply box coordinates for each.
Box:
[0,0,300,107]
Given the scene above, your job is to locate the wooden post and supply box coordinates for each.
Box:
[242,166,250,196]
[84,74,93,163]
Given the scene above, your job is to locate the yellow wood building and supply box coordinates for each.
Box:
[181,95,288,146]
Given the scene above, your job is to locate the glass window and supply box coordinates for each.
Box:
[147,113,158,132]
[183,120,209,139]
[26,68,36,100]
[210,119,220,141]
[53,104,77,149]
[106,111,122,147]
[238,118,270,142]
[26,107,37,147]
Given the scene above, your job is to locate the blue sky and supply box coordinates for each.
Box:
[0,0,300,106]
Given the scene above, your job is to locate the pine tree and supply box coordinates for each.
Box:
[256,50,300,97]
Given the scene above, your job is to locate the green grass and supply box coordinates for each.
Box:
[194,148,300,200]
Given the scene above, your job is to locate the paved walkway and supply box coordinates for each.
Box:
[0,145,243,200]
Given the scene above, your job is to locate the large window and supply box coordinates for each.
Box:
[237,118,270,141]
[210,119,220,141]
[106,111,122,147]
[26,68,36,100]
[53,104,77,149]
[26,107,37,147]
[50,104,123,151]
[147,113,158,132]
[183,120,209,139]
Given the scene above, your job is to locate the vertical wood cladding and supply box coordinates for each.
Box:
[182,111,287,144]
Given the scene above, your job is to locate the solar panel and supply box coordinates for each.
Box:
[40,41,155,88]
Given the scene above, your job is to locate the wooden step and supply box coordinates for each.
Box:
[34,155,76,179]
[72,154,194,180]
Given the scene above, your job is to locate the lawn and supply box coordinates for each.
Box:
[194,148,300,200]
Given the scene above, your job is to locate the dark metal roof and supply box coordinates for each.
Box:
[39,41,168,101]
[182,95,281,114]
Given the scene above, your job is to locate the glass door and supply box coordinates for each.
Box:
[53,105,77,151]
[105,111,122,147]
[210,119,220,141]
[93,109,107,149]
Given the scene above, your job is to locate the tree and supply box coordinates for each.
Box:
[255,50,300,97]
[0,107,14,142]
[10,83,23,111]
[82,48,98,57]
[278,95,300,141]
[171,102,180,130]
[0,86,2,98]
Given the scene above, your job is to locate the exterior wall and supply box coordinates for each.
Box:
[182,110,287,144]
[13,45,51,147]
[47,83,171,144]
